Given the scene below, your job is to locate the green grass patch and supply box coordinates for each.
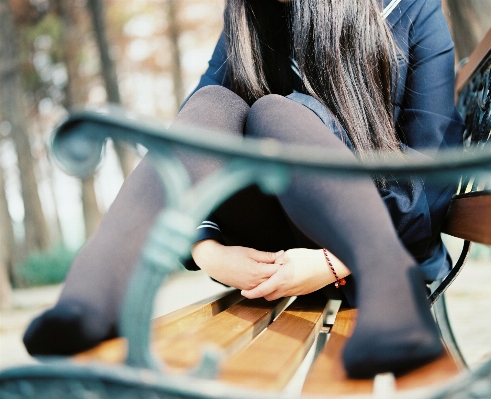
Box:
[15,246,78,288]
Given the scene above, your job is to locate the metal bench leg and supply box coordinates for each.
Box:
[432,290,468,370]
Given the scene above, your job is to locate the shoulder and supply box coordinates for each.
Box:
[384,0,442,27]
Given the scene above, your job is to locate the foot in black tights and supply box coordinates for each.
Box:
[23,301,115,355]
[22,86,250,356]
[342,267,443,378]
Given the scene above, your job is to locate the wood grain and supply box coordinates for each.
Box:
[395,350,460,391]
[218,294,328,391]
[302,308,373,396]
[73,290,242,365]
[303,308,461,397]
[152,289,243,340]
[155,297,289,370]
[455,26,491,95]
[74,337,127,364]
[442,193,491,244]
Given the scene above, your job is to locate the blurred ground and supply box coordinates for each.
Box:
[1,259,490,371]
[0,271,228,368]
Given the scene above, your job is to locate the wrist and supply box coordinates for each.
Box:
[321,248,350,287]
[192,240,224,270]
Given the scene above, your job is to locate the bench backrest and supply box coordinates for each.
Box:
[441,27,491,245]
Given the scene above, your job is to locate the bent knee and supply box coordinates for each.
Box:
[247,94,306,140]
[247,95,288,139]
[246,94,346,149]
[250,94,290,116]
[176,86,250,133]
[185,85,249,112]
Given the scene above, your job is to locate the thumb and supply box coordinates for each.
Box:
[242,272,280,299]
[250,249,284,264]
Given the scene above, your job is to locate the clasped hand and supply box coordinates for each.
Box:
[192,241,349,301]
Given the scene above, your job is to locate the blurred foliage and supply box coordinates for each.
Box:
[17,12,67,108]
[14,245,77,288]
[470,243,491,261]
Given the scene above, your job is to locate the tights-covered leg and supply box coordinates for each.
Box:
[24,86,442,378]
[246,94,443,378]
[23,86,251,355]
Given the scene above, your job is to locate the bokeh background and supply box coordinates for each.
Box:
[0,0,490,374]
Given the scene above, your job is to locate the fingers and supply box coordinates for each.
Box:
[275,252,287,265]
[241,272,281,299]
[264,291,282,301]
[256,262,281,278]
[249,249,284,264]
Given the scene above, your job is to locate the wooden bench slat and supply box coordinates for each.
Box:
[74,289,242,365]
[152,289,243,340]
[302,308,461,397]
[302,308,373,396]
[442,193,491,244]
[218,294,328,391]
[73,337,127,365]
[155,297,290,370]
[395,351,461,391]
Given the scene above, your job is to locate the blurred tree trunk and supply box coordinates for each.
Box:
[445,0,491,61]
[0,259,11,309]
[57,0,102,239]
[86,0,134,178]
[166,0,185,111]
[0,165,14,308]
[0,0,50,256]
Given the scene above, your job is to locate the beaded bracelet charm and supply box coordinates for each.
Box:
[323,248,346,288]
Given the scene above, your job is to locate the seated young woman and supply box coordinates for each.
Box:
[24,0,464,379]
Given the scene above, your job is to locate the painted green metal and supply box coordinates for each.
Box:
[1,340,491,399]
[0,55,490,399]
[49,105,491,373]
[52,109,491,183]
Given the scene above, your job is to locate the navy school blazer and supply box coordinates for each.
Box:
[183,0,465,290]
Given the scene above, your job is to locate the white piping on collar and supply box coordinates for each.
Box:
[382,0,402,19]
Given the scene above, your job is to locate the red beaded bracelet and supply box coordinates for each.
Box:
[323,248,346,288]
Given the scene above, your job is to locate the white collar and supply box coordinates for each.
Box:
[382,0,403,19]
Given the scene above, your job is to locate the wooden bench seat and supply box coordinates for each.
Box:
[72,288,463,397]
[442,191,491,245]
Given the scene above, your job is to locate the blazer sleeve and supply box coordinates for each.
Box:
[397,0,464,154]
[384,0,465,279]
[182,216,225,271]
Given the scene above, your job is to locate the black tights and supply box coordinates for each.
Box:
[24,86,442,378]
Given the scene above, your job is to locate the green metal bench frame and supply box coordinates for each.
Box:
[1,27,491,399]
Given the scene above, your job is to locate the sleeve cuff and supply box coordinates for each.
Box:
[195,221,225,244]
[182,221,225,271]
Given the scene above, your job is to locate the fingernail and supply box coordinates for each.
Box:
[275,250,284,258]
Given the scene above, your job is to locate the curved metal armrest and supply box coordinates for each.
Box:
[52,108,491,182]
[51,107,491,371]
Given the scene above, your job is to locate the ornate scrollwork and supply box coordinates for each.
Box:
[458,62,491,149]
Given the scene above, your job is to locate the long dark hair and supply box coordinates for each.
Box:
[224,0,401,158]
